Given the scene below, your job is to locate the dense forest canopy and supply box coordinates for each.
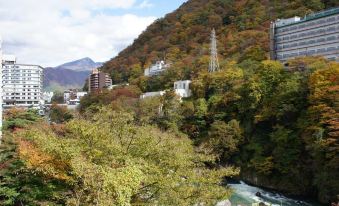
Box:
[0,108,239,205]
[101,0,339,88]
[87,0,339,204]
[84,57,339,204]
[88,0,339,199]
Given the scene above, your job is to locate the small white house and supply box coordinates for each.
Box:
[140,91,166,99]
[174,80,192,98]
[144,61,170,76]
[68,99,80,105]
[43,92,54,103]
[76,92,87,100]
[108,83,130,90]
[64,90,87,104]
[64,91,70,103]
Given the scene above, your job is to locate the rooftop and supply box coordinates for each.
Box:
[275,7,339,28]
[2,63,44,68]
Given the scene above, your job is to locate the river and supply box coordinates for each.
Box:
[227,181,324,206]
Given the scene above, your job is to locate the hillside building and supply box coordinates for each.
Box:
[270,7,339,62]
[108,83,130,90]
[63,89,87,105]
[43,92,54,103]
[144,61,170,76]
[174,80,192,98]
[2,55,44,107]
[88,69,112,93]
[140,91,166,99]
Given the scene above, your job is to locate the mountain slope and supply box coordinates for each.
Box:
[43,57,102,91]
[97,0,339,203]
[57,57,102,71]
[44,67,90,91]
[102,0,338,84]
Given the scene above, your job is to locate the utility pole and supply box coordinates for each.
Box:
[208,28,220,73]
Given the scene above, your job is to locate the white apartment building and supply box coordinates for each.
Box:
[174,80,192,98]
[270,7,339,62]
[144,61,170,76]
[2,55,44,107]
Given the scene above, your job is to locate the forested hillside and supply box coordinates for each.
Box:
[101,0,338,87]
[94,0,339,204]
[82,57,339,204]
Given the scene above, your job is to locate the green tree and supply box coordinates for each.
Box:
[0,109,69,206]
[158,91,183,131]
[3,108,41,131]
[22,107,239,206]
[51,92,64,104]
[204,120,243,162]
[50,104,73,123]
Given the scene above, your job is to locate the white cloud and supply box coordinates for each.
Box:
[0,0,156,67]
[138,0,154,9]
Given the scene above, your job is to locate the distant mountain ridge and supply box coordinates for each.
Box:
[56,57,103,71]
[44,57,103,91]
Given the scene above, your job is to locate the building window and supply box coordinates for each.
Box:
[327,47,336,52]
[307,50,316,55]
[327,36,336,41]
[299,51,307,56]
[327,17,335,22]
[317,48,326,53]
[317,38,326,43]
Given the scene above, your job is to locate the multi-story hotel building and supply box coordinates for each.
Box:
[270,7,339,62]
[88,68,112,93]
[2,55,44,107]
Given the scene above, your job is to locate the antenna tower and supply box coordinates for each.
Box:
[208,28,220,73]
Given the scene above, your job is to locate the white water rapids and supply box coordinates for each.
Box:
[227,181,323,206]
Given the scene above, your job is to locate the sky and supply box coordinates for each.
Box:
[0,0,187,67]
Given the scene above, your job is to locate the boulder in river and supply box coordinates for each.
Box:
[255,192,262,197]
